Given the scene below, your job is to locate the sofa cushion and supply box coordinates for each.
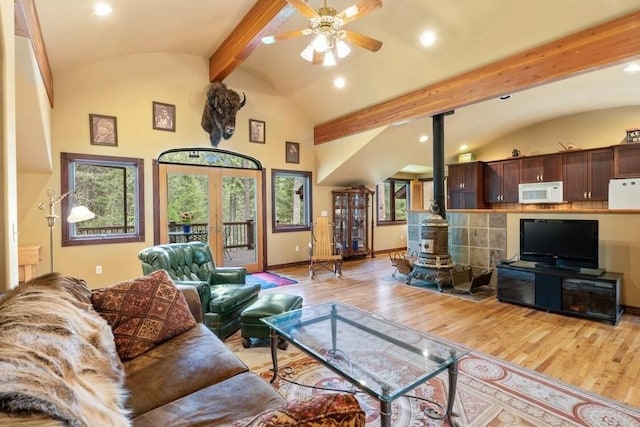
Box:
[91,269,196,360]
[131,371,285,426]
[123,323,250,417]
[229,393,365,427]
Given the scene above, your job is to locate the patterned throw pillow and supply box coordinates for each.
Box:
[91,269,197,361]
[229,393,365,427]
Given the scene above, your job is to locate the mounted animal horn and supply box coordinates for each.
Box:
[239,92,246,108]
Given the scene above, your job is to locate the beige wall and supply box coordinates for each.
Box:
[16,52,338,288]
[476,105,640,162]
[1,0,19,286]
[11,48,640,291]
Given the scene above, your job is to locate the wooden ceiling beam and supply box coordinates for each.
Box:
[314,10,640,144]
[209,0,296,82]
[14,0,54,107]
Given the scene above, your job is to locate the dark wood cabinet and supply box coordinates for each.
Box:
[447,162,486,209]
[497,263,623,324]
[519,153,562,183]
[563,148,614,201]
[332,187,373,258]
[484,159,519,203]
[613,143,640,178]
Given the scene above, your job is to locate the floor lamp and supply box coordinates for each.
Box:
[38,189,96,272]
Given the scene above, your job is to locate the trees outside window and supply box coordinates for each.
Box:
[376,179,409,224]
[61,152,144,246]
[272,169,312,232]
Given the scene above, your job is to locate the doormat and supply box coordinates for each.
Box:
[247,271,298,290]
[226,332,640,427]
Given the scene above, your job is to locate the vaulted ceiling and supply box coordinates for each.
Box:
[24,0,640,185]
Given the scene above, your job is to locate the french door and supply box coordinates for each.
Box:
[158,163,263,272]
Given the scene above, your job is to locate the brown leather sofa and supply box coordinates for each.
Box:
[126,284,285,425]
[126,285,365,426]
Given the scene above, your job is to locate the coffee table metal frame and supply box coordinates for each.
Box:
[262,301,469,426]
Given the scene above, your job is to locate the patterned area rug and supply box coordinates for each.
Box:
[247,272,298,290]
[226,333,640,426]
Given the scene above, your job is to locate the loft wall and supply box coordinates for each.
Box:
[16,52,332,287]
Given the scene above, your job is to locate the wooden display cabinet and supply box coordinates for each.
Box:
[332,186,374,258]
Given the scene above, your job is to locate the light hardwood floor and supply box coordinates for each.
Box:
[268,256,640,409]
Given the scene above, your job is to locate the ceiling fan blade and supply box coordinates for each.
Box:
[343,30,383,52]
[262,29,311,45]
[286,0,320,19]
[337,0,382,24]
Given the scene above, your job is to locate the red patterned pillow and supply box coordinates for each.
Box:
[91,269,196,361]
[229,393,365,427]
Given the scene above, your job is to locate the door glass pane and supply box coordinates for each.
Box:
[222,174,257,266]
[166,173,210,244]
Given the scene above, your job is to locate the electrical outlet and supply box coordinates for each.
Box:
[400,235,405,240]
[295,245,300,252]
[95,265,102,274]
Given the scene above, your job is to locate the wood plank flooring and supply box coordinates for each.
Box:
[269,256,640,409]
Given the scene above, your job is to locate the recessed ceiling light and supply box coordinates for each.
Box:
[460,144,468,151]
[333,77,346,89]
[419,135,429,143]
[419,31,437,47]
[94,3,113,16]
[623,63,640,73]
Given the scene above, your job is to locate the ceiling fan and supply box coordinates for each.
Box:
[261,0,383,66]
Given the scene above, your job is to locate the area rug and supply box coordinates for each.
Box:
[226,334,640,427]
[247,271,298,290]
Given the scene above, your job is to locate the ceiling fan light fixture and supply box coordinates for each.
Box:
[336,40,351,58]
[323,50,337,67]
[300,44,315,62]
[312,34,329,52]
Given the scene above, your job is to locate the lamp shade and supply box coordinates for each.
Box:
[67,205,95,223]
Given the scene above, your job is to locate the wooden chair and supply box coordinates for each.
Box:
[449,266,493,294]
[309,217,343,278]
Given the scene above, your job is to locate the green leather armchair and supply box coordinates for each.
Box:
[138,241,260,339]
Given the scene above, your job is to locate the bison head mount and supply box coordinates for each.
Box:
[201,81,246,147]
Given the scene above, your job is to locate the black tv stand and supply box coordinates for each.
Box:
[497,263,622,325]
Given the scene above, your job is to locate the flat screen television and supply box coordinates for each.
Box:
[519,219,599,271]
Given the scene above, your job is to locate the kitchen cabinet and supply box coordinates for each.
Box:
[332,186,374,258]
[484,159,519,203]
[563,148,613,201]
[519,153,562,183]
[614,143,640,178]
[447,162,486,209]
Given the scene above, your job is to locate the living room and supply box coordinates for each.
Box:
[4,1,639,298]
[2,1,640,425]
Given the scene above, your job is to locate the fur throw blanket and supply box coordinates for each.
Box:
[0,273,130,426]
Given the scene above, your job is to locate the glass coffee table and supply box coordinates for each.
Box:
[262,301,469,426]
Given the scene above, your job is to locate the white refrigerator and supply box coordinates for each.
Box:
[608,178,640,209]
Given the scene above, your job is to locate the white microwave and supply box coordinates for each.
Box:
[518,181,563,204]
